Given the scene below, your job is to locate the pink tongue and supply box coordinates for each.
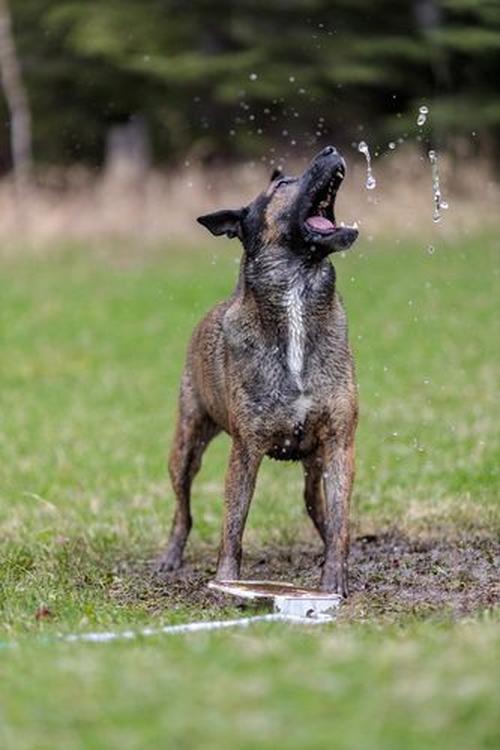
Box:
[306,215,335,232]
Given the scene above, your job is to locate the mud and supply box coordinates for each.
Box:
[110,531,499,622]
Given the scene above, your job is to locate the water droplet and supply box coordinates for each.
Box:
[428,150,448,223]
[249,73,258,81]
[357,141,376,190]
[427,244,435,254]
[289,75,296,83]
[388,141,396,150]
[417,105,429,126]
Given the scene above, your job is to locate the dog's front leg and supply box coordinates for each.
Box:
[215,438,263,581]
[320,439,355,597]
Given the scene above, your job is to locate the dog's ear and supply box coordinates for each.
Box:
[197,209,243,239]
[270,167,282,183]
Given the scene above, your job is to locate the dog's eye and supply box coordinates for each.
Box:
[276,178,294,188]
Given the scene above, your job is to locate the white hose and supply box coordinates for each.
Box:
[62,612,330,644]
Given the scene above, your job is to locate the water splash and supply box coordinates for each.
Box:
[417,105,429,127]
[357,140,376,190]
[428,149,448,223]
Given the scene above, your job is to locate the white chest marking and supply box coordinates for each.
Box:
[284,283,305,388]
[294,393,313,421]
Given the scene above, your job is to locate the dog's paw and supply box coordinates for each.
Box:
[215,557,240,582]
[320,566,349,598]
[154,550,183,575]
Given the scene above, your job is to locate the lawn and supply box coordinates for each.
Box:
[0,233,498,749]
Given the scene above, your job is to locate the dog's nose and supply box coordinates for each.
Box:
[319,145,346,174]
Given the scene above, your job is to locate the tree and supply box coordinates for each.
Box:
[0,0,32,191]
[2,0,500,168]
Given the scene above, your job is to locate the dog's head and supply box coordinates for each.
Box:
[198,146,358,259]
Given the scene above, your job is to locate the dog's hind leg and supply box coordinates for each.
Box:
[157,386,219,573]
[302,454,327,545]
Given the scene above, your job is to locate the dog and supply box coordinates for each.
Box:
[157,145,359,596]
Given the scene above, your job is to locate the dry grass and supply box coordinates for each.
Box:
[0,146,498,252]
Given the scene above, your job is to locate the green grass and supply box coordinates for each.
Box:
[1,617,499,750]
[0,234,499,749]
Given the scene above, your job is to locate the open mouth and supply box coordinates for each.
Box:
[303,167,345,237]
[291,147,359,253]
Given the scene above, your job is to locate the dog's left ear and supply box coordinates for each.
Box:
[197,209,244,239]
[270,167,282,182]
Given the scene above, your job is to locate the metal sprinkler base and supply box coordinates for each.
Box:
[208,580,342,621]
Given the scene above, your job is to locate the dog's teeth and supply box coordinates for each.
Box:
[353,221,359,229]
[340,221,345,227]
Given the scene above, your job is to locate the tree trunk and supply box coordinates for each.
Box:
[0,0,33,194]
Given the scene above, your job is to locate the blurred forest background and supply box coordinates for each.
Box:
[0,0,500,241]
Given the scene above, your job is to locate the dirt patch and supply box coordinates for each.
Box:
[110,531,499,622]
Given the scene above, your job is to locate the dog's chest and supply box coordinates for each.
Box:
[264,392,319,460]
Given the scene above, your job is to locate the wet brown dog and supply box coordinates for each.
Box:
[157,146,359,595]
